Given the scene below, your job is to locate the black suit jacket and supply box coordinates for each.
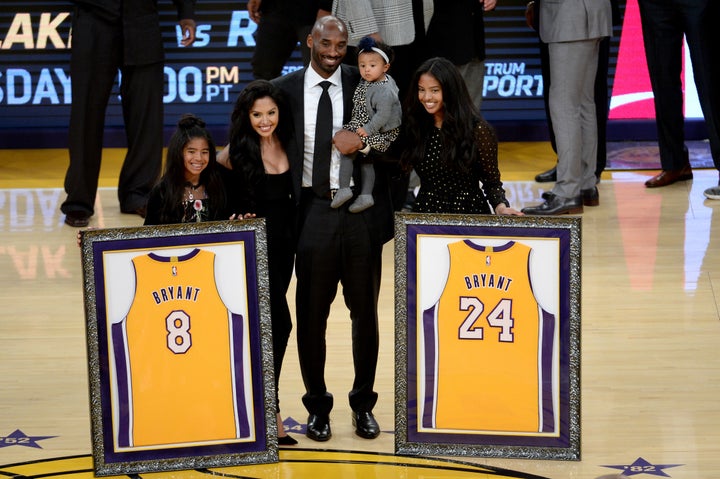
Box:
[272,64,395,245]
[72,0,195,65]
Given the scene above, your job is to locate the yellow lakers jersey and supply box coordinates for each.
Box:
[421,240,554,433]
[118,248,247,447]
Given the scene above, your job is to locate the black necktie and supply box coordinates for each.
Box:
[312,81,333,196]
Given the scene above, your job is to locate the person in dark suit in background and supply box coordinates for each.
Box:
[529,0,621,184]
[425,0,493,111]
[271,15,395,442]
[62,0,196,227]
[637,0,720,191]
[247,0,330,80]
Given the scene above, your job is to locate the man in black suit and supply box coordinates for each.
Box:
[272,15,394,442]
[62,0,196,227]
[425,0,492,111]
[637,0,720,190]
[247,0,328,80]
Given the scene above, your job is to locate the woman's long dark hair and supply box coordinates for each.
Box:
[155,114,226,223]
[400,57,481,173]
[228,79,291,210]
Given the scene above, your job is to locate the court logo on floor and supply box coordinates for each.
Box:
[0,449,551,479]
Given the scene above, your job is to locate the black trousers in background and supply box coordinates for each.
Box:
[62,5,163,215]
[251,12,312,80]
[637,0,720,172]
[294,191,382,416]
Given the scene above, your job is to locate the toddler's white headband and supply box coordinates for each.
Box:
[359,46,389,64]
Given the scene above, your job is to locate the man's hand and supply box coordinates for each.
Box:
[248,0,262,24]
[524,1,536,30]
[179,19,197,46]
[333,129,364,155]
[481,0,497,11]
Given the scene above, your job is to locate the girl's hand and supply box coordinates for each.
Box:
[495,203,524,216]
[229,212,257,220]
[76,227,98,247]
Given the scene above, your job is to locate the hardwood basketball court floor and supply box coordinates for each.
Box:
[1,143,719,479]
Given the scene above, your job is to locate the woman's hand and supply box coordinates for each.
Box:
[217,146,230,168]
[495,203,524,216]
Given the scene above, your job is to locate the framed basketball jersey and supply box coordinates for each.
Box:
[80,220,278,475]
[394,213,581,461]
[111,249,251,448]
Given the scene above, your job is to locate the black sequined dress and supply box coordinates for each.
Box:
[412,121,509,214]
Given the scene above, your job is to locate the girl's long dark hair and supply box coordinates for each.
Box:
[228,79,291,210]
[155,114,226,223]
[399,57,481,173]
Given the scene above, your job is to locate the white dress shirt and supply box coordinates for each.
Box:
[303,66,345,189]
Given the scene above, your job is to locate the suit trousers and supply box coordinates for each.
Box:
[638,0,720,171]
[295,191,381,416]
[62,5,163,215]
[540,36,611,175]
[548,39,601,200]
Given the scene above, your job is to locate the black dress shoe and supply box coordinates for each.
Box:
[306,414,331,442]
[64,210,90,227]
[581,186,599,206]
[535,166,557,183]
[521,195,583,215]
[352,411,380,439]
[278,434,298,446]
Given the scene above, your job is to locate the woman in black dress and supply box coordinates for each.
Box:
[399,57,522,216]
[218,80,298,445]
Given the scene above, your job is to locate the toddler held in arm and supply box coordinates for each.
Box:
[331,36,402,212]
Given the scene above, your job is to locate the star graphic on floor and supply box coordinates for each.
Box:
[601,457,683,477]
[282,416,306,435]
[0,429,57,449]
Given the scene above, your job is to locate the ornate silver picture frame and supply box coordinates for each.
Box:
[394,213,581,461]
[80,220,278,475]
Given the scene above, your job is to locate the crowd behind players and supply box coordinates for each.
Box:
[68,0,720,445]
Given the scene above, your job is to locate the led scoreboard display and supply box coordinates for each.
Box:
[0,1,265,140]
[2,2,577,147]
[4,1,704,149]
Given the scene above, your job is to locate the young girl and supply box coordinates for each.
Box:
[399,57,522,216]
[331,36,402,213]
[144,114,228,225]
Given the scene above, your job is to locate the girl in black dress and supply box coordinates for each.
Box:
[218,79,298,445]
[144,114,228,225]
[399,57,522,216]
